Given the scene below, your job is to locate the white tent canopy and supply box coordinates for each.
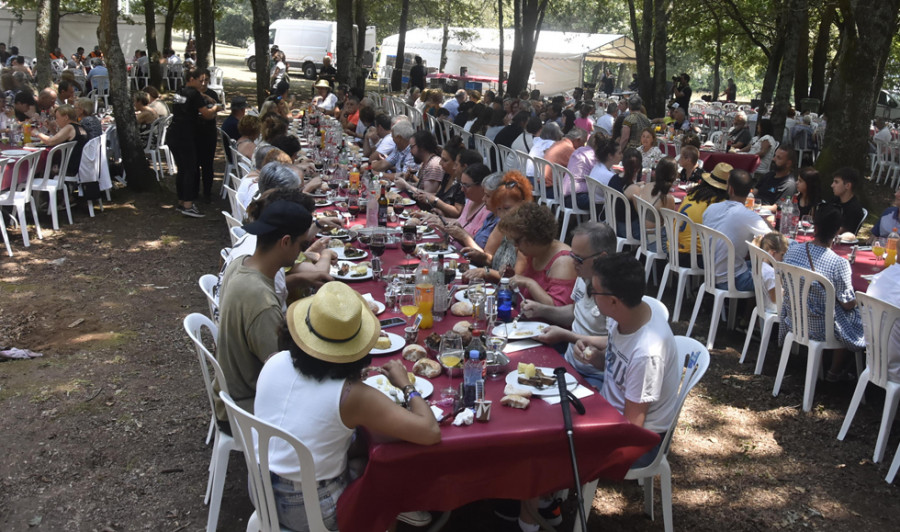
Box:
[378,28,636,95]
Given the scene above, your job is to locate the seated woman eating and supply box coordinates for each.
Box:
[253,282,440,531]
[411,135,466,218]
[462,170,534,284]
[37,104,88,178]
[425,163,495,249]
[499,202,577,306]
[636,156,678,227]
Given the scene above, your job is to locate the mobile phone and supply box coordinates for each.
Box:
[379,317,407,329]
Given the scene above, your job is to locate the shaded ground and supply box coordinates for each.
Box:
[2,40,900,531]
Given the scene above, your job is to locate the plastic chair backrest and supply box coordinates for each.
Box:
[856,291,900,389]
[747,242,782,314]
[497,145,517,173]
[143,117,162,150]
[198,275,220,322]
[695,223,744,293]
[6,151,42,196]
[774,261,837,346]
[855,208,868,235]
[223,185,243,220]
[39,141,76,187]
[220,391,331,532]
[183,313,226,424]
[220,129,235,166]
[658,207,700,272]
[91,74,110,93]
[531,156,555,205]
[597,181,637,243]
[658,336,710,460]
[633,195,667,259]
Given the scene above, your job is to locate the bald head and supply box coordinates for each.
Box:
[38,88,57,111]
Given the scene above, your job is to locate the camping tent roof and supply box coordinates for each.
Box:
[381,28,637,63]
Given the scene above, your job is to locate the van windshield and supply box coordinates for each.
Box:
[269,29,276,45]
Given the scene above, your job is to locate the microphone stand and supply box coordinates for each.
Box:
[554,367,588,532]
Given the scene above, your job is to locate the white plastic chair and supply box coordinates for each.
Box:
[198,274,220,324]
[838,292,900,464]
[497,145,518,173]
[166,62,184,91]
[207,66,225,102]
[183,313,241,532]
[633,196,667,284]
[575,336,710,532]
[656,208,704,323]
[87,74,110,112]
[223,185,244,220]
[553,163,590,241]
[158,115,176,175]
[31,141,77,230]
[143,117,164,181]
[771,262,852,412]
[595,182,640,252]
[0,159,11,256]
[531,156,560,214]
[223,211,244,245]
[0,151,44,247]
[686,224,754,349]
[219,129,237,198]
[220,391,333,532]
[740,243,782,374]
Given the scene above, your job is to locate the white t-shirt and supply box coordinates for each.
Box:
[317,92,338,112]
[588,163,615,188]
[874,126,893,145]
[527,138,556,177]
[761,261,777,313]
[564,278,607,379]
[375,133,396,158]
[236,176,258,211]
[601,300,681,433]
[254,351,354,481]
[597,113,615,135]
[866,264,900,382]
[702,200,770,284]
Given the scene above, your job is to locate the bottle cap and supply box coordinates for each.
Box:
[469,350,479,359]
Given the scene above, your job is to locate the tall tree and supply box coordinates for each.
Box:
[498,0,504,98]
[98,0,157,192]
[354,0,369,90]
[142,0,163,89]
[48,0,60,53]
[818,0,900,178]
[793,5,810,102]
[35,0,54,90]
[249,0,270,105]
[392,0,411,92]
[336,0,355,87]
[627,0,671,118]
[770,0,805,142]
[195,0,214,68]
[808,3,835,102]
[162,0,185,54]
[507,0,550,98]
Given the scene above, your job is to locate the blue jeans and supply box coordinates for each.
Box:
[631,431,667,469]
[563,192,591,210]
[716,261,754,292]
[268,469,348,531]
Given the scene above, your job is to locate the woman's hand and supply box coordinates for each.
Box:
[462,267,485,281]
[510,274,536,294]
[443,222,466,240]
[413,189,435,205]
[382,359,412,389]
[393,176,412,192]
[461,247,487,266]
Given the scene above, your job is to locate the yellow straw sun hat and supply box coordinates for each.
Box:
[701,162,733,190]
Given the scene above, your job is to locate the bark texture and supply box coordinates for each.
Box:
[35,0,53,90]
[392,0,410,92]
[808,4,835,102]
[249,0,270,105]
[335,0,355,87]
[770,0,805,143]
[143,0,162,89]
[507,0,549,98]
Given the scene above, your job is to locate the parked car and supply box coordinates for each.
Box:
[875,89,900,121]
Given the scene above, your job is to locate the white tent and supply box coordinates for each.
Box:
[0,9,162,59]
[378,27,636,95]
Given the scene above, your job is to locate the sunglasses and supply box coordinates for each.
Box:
[502,181,519,189]
[568,250,605,265]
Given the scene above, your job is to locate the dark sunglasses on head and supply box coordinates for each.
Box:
[568,250,605,265]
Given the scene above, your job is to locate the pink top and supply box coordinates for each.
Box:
[520,249,576,306]
[574,117,594,133]
[453,200,491,246]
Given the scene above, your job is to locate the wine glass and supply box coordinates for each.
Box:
[439,331,463,401]
[400,228,418,265]
[393,198,406,218]
[800,215,813,234]
[873,239,885,264]
[369,229,386,258]
[399,290,419,327]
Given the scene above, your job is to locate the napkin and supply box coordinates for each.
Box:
[430,405,445,422]
[452,409,474,426]
[362,293,375,303]
[541,384,596,405]
[503,340,542,354]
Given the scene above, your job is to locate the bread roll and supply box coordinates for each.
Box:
[452,320,473,344]
[500,395,530,409]
[366,300,381,314]
[451,301,474,317]
[402,344,427,362]
[504,384,533,399]
[412,358,442,378]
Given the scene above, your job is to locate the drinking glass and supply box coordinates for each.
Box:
[369,229,386,258]
[800,215,813,234]
[439,331,463,400]
[400,228,418,264]
[873,239,885,264]
[393,198,406,218]
[399,291,419,327]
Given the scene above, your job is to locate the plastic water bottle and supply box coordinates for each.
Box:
[366,182,378,228]
[463,350,482,408]
[886,227,899,267]
[779,198,795,237]
[497,278,513,323]
[744,191,755,210]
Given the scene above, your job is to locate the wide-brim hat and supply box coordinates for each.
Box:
[314,79,331,89]
[701,162,732,190]
[286,282,380,363]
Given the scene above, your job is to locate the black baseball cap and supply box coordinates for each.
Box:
[231,96,248,110]
[242,200,312,236]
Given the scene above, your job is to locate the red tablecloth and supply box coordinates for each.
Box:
[793,234,883,292]
[0,146,49,191]
[662,143,760,174]
[329,217,660,532]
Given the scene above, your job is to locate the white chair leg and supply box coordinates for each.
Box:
[874,387,900,463]
[642,474,655,520]
[706,293,725,350]
[47,193,59,231]
[0,215,11,256]
[572,479,599,532]
[29,201,43,240]
[206,434,232,532]
[773,334,795,398]
[673,273,690,323]
[206,413,215,446]
[802,344,825,412]
[686,286,705,337]
[659,461,673,532]
[62,187,73,225]
[739,309,758,364]
[887,441,900,483]
[755,318,776,375]
[838,368,868,442]
[16,205,30,247]
[656,265,671,301]
[87,200,95,217]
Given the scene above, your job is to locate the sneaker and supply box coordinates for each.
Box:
[538,498,563,526]
[396,511,432,527]
[181,204,206,218]
[493,499,520,522]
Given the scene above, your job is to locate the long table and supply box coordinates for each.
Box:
[662,143,760,174]
[329,220,660,532]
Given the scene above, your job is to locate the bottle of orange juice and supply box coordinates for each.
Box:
[415,268,434,329]
[885,228,899,267]
[23,122,31,144]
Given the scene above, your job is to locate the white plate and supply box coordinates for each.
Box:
[364,375,433,402]
[309,192,328,198]
[368,300,386,315]
[757,209,773,217]
[331,246,368,261]
[331,261,373,281]
[417,226,437,236]
[318,229,353,240]
[1,149,30,157]
[840,238,859,245]
[491,321,549,340]
[455,286,497,303]
[314,200,333,208]
[673,197,682,204]
[505,367,578,396]
[369,331,406,355]
[400,198,417,206]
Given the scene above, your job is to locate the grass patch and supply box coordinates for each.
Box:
[70,330,138,349]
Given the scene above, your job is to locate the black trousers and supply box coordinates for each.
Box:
[170,136,199,202]
[197,127,217,199]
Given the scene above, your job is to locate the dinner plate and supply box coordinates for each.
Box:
[857,246,873,252]
[840,238,859,245]
[399,198,417,206]
[369,331,406,355]
[673,197,682,204]
[505,367,578,396]
[318,229,353,240]
[1,149,30,157]
[364,374,432,402]
[455,286,498,303]
[330,261,373,281]
[491,321,550,340]
[331,246,368,261]
[757,209,773,217]
[314,199,333,208]
[368,300,386,315]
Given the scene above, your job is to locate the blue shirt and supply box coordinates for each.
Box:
[474,212,500,249]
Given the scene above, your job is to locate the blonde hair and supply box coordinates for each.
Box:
[56,104,77,121]
[75,97,94,115]
[754,232,788,262]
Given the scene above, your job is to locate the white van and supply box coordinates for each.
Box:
[245,19,377,80]
[876,89,900,121]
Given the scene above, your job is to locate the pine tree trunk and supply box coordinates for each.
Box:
[771,0,805,143]
[709,2,722,100]
[163,0,181,53]
[335,0,355,87]
[48,0,60,52]
[760,11,788,104]
[627,0,652,102]
[99,0,158,192]
[249,0,270,105]
[818,0,900,179]
[35,0,53,90]
[143,0,162,89]
[809,4,834,102]
[498,0,504,98]
[392,0,410,92]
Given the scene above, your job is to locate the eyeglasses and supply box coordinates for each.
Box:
[585,283,615,298]
[460,181,477,189]
[568,250,605,265]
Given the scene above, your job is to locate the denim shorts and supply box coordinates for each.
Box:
[269,469,349,531]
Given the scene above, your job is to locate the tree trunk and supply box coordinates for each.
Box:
[771,0,805,143]
[649,0,670,118]
[793,6,809,102]
[392,0,410,92]
[249,0,270,106]
[143,0,162,89]
[439,0,451,73]
[195,0,214,69]
[99,0,157,192]
[163,0,183,53]
[819,0,900,179]
[809,4,835,102]
[507,0,549,98]
[627,0,652,102]
[498,0,504,98]
[48,0,60,52]
[760,11,788,104]
[354,0,368,90]
[335,0,355,87]
[709,1,722,100]
[35,0,53,90]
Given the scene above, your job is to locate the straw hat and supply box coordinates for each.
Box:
[701,162,732,190]
[314,79,332,90]
[286,282,380,363]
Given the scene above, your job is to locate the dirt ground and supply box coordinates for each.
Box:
[2,42,900,531]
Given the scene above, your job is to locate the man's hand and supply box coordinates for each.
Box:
[520,299,547,320]
[534,325,570,345]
